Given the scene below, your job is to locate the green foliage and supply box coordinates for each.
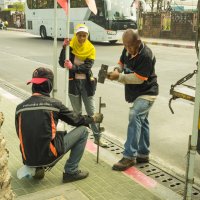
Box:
[3,2,25,12]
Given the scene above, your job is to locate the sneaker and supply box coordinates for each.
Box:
[63,170,89,183]
[94,138,108,148]
[136,156,149,163]
[112,157,136,171]
[33,167,45,180]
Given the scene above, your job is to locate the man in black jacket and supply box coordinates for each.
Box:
[15,67,103,182]
[107,29,158,171]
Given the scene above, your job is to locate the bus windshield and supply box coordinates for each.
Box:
[106,0,136,21]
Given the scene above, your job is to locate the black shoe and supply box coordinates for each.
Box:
[112,157,136,171]
[33,167,45,180]
[136,156,149,163]
[63,170,89,183]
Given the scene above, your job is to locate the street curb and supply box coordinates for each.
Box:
[143,40,195,49]
[7,28,25,32]
[5,28,195,49]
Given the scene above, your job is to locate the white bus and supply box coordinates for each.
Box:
[25,0,139,43]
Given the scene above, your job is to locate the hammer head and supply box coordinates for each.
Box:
[98,64,109,84]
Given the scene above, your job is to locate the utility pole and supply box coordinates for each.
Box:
[184,1,200,199]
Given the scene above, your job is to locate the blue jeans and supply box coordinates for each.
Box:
[123,98,154,159]
[63,126,88,174]
[69,80,100,139]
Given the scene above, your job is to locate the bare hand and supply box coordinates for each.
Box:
[64,59,73,69]
[107,71,119,80]
[63,38,70,47]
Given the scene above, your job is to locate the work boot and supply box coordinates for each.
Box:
[94,138,108,148]
[136,156,149,163]
[33,167,45,180]
[63,170,89,183]
[112,157,136,171]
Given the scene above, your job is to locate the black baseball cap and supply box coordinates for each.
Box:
[27,67,54,85]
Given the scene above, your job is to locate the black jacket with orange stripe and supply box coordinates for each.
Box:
[15,95,93,167]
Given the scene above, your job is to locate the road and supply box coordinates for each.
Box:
[0,30,199,182]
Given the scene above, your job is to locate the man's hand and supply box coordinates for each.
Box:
[92,113,103,123]
[63,38,70,47]
[107,70,120,80]
[64,60,73,69]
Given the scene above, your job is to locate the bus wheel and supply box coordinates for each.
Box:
[109,40,118,44]
[40,26,47,39]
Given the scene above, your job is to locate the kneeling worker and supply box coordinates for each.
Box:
[15,67,103,182]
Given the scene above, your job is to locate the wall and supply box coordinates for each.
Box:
[139,11,197,40]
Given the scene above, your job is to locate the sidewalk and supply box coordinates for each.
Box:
[0,81,183,200]
[7,27,195,49]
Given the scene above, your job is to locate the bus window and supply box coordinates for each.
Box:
[71,0,87,8]
[47,0,61,9]
[38,0,48,9]
[89,0,106,26]
[27,0,56,9]
[108,0,136,21]
[27,0,37,9]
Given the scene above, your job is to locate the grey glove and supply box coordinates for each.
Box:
[93,113,103,123]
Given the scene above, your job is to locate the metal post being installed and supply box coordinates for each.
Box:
[96,97,101,163]
[52,0,58,98]
[96,97,106,163]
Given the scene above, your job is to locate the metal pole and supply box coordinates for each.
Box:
[52,0,58,98]
[64,0,70,107]
[184,52,200,199]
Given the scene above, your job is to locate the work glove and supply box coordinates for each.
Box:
[64,59,73,69]
[93,113,103,123]
[63,38,70,47]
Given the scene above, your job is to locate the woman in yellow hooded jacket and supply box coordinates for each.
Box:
[59,24,107,148]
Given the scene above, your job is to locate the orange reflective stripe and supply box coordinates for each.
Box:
[18,114,26,160]
[50,142,58,157]
[50,111,57,157]
[69,78,73,80]
[135,72,148,81]
[51,112,56,139]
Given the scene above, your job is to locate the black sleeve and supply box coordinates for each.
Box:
[75,59,94,74]
[59,47,66,68]
[58,103,93,126]
[58,47,74,68]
